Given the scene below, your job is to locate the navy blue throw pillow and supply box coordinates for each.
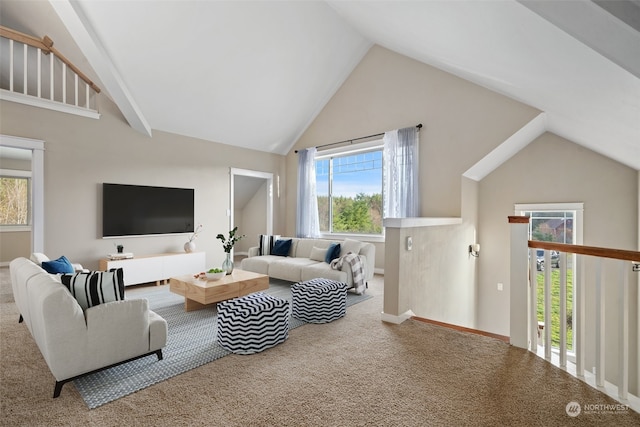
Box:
[271,239,292,257]
[41,255,75,274]
[325,243,341,263]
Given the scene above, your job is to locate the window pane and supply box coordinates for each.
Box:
[524,209,575,351]
[530,212,573,244]
[316,150,383,235]
[0,177,29,225]
[316,159,330,232]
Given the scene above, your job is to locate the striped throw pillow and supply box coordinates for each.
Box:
[60,269,125,311]
[259,234,281,255]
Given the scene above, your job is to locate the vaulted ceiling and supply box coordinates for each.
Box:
[1,1,639,170]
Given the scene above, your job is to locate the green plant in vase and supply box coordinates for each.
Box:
[216,227,245,274]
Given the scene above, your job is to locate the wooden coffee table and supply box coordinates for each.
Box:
[169,269,269,312]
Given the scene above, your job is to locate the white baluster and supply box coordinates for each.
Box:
[595,258,605,387]
[37,48,42,98]
[62,61,66,104]
[576,254,585,377]
[50,53,54,101]
[529,248,538,351]
[74,73,78,106]
[85,82,90,109]
[544,250,551,361]
[23,43,27,94]
[559,252,567,368]
[9,39,14,92]
[618,260,628,400]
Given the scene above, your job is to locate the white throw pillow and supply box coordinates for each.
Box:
[310,246,327,262]
[30,252,50,265]
[340,238,363,257]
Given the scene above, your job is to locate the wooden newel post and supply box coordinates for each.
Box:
[509,216,530,348]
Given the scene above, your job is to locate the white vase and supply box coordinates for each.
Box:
[184,241,196,253]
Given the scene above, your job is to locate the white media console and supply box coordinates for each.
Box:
[99,252,206,286]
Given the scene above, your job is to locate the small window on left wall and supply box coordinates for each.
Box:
[0,174,31,226]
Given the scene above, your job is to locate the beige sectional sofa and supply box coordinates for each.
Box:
[240,237,375,290]
[9,257,167,397]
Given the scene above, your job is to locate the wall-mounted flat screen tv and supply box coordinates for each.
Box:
[102,183,194,238]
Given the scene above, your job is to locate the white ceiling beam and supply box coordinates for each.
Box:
[519,0,640,79]
[49,0,152,137]
[463,113,547,181]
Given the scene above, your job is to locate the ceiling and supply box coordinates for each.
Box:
[1,1,638,170]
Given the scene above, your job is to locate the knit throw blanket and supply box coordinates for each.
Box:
[330,252,366,295]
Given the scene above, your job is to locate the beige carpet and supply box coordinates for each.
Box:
[1,267,638,426]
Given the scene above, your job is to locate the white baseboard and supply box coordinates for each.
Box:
[380,310,414,324]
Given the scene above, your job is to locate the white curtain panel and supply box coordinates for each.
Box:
[296,148,320,238]
[383,126,420,218]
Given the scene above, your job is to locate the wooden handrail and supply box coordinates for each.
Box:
[528,240,640,262]
[0,25,101,93]
[0,26,50,52]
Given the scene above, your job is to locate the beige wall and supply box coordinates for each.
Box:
[286,45,538,272]
[0,97,285,271]
[479,132,638,393]
[287,45,540,227]
[284,45,535,327]
[0,230,31,264]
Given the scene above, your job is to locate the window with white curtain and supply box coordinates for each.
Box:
[315,141,383,236]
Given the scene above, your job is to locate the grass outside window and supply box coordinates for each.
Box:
[536,269,573,351]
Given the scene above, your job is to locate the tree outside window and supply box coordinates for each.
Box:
[316,149,383,235]
[0,176,30,226]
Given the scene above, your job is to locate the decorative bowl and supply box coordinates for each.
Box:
[205,271,226,281]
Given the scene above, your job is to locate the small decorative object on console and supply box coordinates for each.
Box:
[108,252,134,260]
[185,224,203,253]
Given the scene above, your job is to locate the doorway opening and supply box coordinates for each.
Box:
[229,168,273,261]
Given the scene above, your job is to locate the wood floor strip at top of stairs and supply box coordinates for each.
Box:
[412,317,510,343]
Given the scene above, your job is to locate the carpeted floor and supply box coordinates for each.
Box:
[73,280,370,408]
[1,267,639,426]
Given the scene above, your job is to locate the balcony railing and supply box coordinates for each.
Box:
[509,216,640,411]
[0,26,100,118]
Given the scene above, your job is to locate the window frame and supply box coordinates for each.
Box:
[315,139,385,242]
[515,202,583,358]
[0,168,32,232]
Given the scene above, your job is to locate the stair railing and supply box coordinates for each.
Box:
[509,216,640,409]
[0,26,100,117]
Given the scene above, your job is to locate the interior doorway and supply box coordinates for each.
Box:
[229,168,273,258]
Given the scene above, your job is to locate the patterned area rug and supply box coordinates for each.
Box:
[74,280,371,408]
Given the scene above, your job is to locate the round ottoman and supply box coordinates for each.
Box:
[291,278,348,324]
[216,292,290,354]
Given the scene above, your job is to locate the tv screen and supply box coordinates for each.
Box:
[102,183,194,237]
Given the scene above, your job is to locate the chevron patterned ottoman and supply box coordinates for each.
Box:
[216,292,290,355]
[291,278,348,324]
